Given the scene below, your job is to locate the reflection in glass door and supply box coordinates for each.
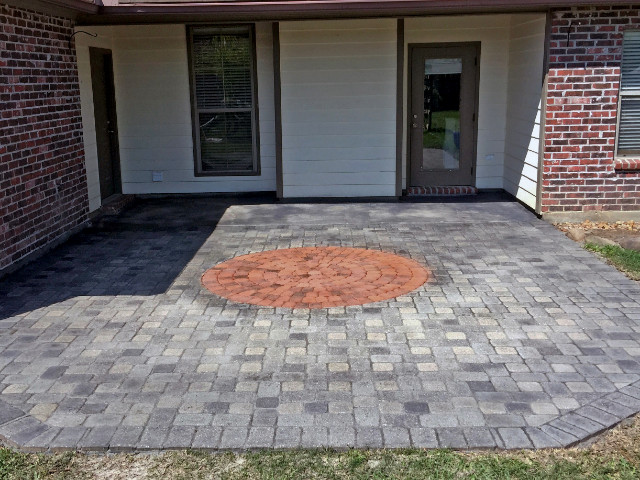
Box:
[422,58,461,171]
[409,44,479,188]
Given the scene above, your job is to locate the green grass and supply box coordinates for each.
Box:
[148,449,638,480]
[585,243,640,280]
[0,449,80,480]
[0,446,638,480]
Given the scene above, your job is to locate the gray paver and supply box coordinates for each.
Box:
[498,428,532,449]
[2,197,640,451]
[220,427,248,449]
[246,427,275,448]
[356,427,383,448]
[191,427,222,449]
[274,426,301,448]
[524,427,561,448]
[437,428,467,449]
[383,427,410,448]
[463,427,497,448]
[409,427,438,448]
[110,426,144,451]
[77,427,117,451]
[50,427,88,451]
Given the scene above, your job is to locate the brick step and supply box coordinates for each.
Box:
[407,186,478,196]
[100,194,136,216]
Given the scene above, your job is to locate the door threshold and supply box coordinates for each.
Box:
[406,186,477,196]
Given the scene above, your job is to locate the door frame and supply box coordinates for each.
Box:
[89,46,122,201]
[406,41,481,188]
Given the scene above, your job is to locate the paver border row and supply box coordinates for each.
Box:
[1,379,639,452]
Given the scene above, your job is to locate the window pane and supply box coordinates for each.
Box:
[199,112,253,173]
[618,97,640,152]
[192,30,253,109]
[422,58,461,171]
[190,26,257,175]
[622,31,640,92]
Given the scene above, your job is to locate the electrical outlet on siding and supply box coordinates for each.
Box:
[152,171,163,182]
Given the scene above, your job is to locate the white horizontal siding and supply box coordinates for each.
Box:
[404,15,512,189]
[106,23,276,194]
[279,19,397,197]
[503,14,546,210]
[75,16,547,201]
[123,168,276,184]
[284,185,394,197]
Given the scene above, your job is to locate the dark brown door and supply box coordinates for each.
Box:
[90,47,121,201]
[409,43,479,187]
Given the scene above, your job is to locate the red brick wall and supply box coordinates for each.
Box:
[543,6,640,214]
[0,3,89,271]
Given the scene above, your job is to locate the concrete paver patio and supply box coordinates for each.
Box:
[2,195,640,451]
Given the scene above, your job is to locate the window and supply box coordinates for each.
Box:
[188,26,259,175]
[618,30,640,156]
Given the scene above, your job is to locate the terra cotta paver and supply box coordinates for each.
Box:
[201,247,429,309]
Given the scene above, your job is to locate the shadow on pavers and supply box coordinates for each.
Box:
[0,196,272,320]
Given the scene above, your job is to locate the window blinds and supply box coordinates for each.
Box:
[618,31,640,154]
[190,26,257,174]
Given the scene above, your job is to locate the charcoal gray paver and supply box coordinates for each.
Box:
[2,197,640,450]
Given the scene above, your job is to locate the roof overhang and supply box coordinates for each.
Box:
[5,0,98,18]
[78,0,620,24]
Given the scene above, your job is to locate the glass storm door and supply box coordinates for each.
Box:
[409,44,479,187]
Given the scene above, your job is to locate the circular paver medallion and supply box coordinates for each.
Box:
[201,247,430,309]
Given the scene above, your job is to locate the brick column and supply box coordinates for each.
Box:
[0,3,89,271]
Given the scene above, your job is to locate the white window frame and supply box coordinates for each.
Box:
[616,30,640,158]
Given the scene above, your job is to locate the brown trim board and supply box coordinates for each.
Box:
[273,21,284,199]
[4,0,97,18]
[536,10,552,215]
[81,0,628,25]
[396,18,404,197]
